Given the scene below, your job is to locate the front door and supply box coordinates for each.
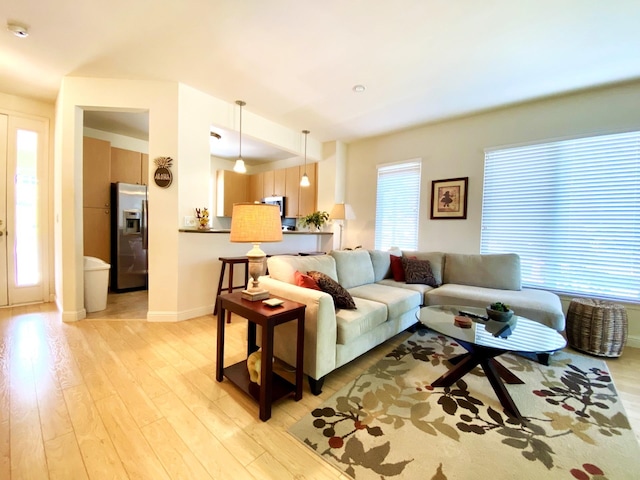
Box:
[0,113,48,306]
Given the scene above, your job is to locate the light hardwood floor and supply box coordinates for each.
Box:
[1,301,639,479]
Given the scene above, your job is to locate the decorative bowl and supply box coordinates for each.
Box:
[486,306,514,322]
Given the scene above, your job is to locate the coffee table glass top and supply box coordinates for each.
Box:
[417,305,566,353]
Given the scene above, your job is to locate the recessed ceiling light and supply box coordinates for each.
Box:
[7,22,29,38]
[352,84,366,93]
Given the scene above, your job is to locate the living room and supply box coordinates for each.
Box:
[2,2,640,478]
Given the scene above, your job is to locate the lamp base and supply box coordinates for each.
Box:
[241,289,270,301]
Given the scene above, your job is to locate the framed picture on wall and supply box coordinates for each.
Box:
[430,177,468,219]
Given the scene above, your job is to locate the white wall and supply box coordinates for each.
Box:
[346,80,640,346]
[83,127,149,153]
[56,78,330,322]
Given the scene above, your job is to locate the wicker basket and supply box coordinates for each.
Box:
[566,297,628,357]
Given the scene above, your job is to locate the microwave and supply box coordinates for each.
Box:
[262,196,286,217]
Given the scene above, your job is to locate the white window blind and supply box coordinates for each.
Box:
[481,131,640,302]
[375,160,421,251]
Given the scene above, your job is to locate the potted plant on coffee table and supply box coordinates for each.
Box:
[486,302,514,322]
[299,211,329,232]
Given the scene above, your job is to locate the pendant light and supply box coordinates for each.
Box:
[300,129,310,187]
[233,100,247,174]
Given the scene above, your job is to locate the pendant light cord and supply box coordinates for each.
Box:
[236,100,246,159]
[303,129,310,174]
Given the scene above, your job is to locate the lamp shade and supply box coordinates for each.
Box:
[230,203,283,243]
[329,203,356,220]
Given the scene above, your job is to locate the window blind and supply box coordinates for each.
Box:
[481,131,640,302]
[375,160,421,251]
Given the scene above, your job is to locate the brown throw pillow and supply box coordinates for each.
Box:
[307,271,357,309]
[403,258,439,287]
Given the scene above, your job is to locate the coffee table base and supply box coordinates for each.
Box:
[431,341,526,421]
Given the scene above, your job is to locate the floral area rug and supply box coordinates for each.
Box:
[289,328,640,479]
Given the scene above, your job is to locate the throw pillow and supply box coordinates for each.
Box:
[307,271,357,309]
[403,258,439,287]
[294,270,321,290]
[390,255,406,281]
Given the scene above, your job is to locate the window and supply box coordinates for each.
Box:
[375,160,421,251]
[481,131,640,302]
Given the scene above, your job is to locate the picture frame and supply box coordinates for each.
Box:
[430,177,468,219]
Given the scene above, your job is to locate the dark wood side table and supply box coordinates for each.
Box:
[215,291,305,421]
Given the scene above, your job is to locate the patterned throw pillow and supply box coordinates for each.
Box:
[307,271,357,309]
[390,254,417,281]
[294,270,321,290]
[403,258,439,287]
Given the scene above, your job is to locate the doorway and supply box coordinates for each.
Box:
[0,113,49,307]
[82,110,149,319]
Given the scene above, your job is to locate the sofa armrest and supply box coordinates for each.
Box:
[259,276,338,379]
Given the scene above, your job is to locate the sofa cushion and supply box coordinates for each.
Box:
[336,298,388,344]
[267,254,338,285]
[330,250,375,289]
[443,253,521,291]
[348,283,421,319]
[403,258,439,287]
[294,270,321,290]
[425,283,564,330]
[369,250,393,282]
[376,279,435,305]
[308,271,356,309]
[404,251,445,286]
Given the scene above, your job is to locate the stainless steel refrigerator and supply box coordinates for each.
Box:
[111,182,148,292]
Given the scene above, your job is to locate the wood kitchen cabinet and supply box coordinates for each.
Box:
[285,166,301,217]
[83,207,111,263]
[298,163,317,217]
[83,136,111,209]
[263,169,286,197]
[141,153,149,185]
[111,147,143,184]
[217,170,248,217]
[248,172,264,202]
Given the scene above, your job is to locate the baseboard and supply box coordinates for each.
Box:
[626,334,640,349]
[147,304,214,322]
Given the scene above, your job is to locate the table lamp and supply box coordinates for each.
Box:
[329,203,356,250]
[230,203,283,300]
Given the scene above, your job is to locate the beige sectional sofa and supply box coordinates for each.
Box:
[259,249,564,394]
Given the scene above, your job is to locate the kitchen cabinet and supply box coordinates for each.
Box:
[141,153,149,185]
[299,163,317,217]
[285,166,301,217]
[248,172,264,202]
[83,207,111,263]
[111,147,143,184]
[83,136,111,209]
[217,170,248,217]
[263,169,286,197]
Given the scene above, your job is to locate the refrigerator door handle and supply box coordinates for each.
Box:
[142,199,148,249]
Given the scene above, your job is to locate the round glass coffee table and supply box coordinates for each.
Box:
[417,305,567,421]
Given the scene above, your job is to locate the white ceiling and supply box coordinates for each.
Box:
[4,1,640,150]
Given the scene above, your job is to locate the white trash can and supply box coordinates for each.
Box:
[84,256,111,313]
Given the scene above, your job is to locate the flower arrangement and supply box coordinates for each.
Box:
[195,207,210,229]
[299,210,330,231]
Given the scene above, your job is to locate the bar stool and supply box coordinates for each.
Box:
[214,256,249,323]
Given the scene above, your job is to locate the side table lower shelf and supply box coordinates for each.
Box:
[223,361,297,403]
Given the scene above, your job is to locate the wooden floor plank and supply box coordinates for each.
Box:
[95,394,171,480]
[141,418,215,480]
[44,431,89,480]
[152,391,253,480]
[63,385,129,480]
